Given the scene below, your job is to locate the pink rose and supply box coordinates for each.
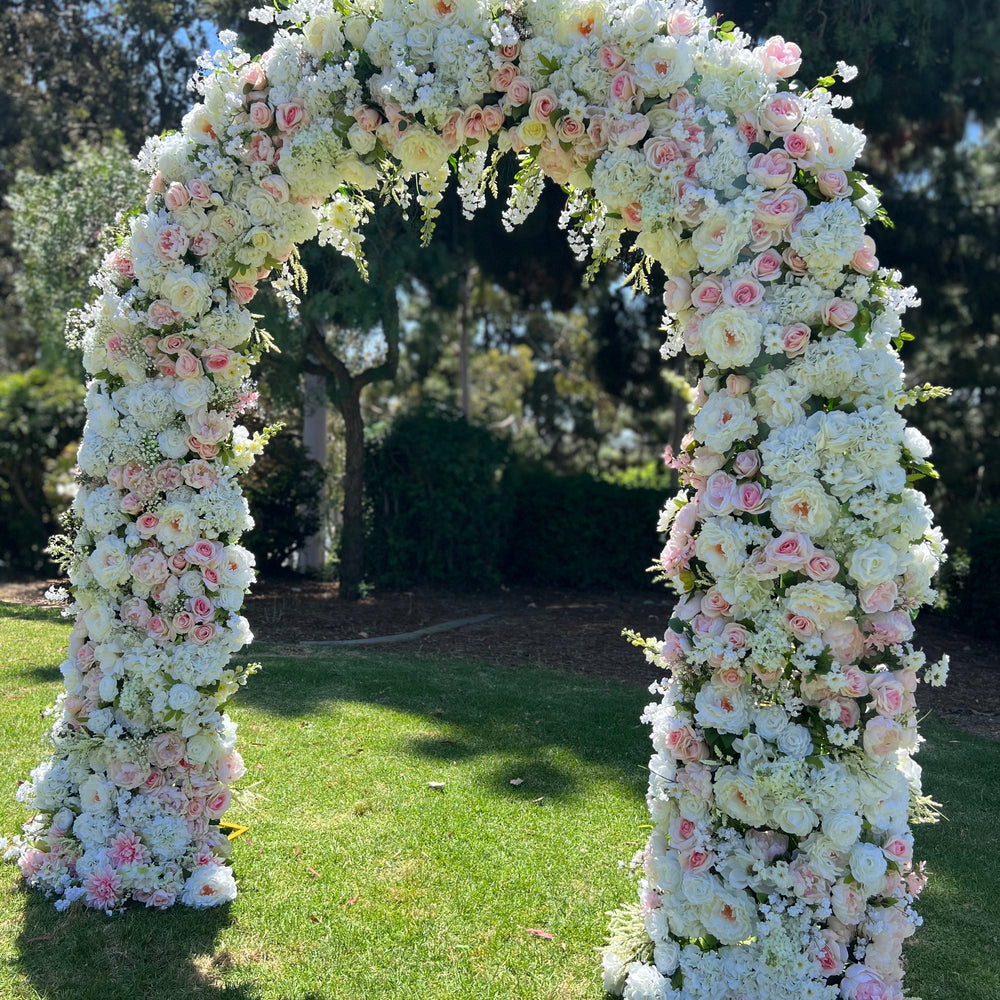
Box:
[780,322,811,357]
[823,620,865,665]
[248,101,274,129]
[784,128,817,165]
[751,248,783,282]
[869,674,909,716]
[187,178,213,205]
[461,106,488,142]
[149,732,186,768]
[823,297,859,330]
[164,182,191,211]
[644,136,684,174]
[174,350,202,379]
[659,628,690,664]
[722,623,750,649]
[216,750,246,783]
[759,36,802,80]
[863,716,904,758]
[491,62,518,92]
[806,551,839,581]
[528,89,559,123]
[354,105,381,132]
[186,539,222,566]
[817,168,851,198]
[242,132,276,165]
[691,275,724,313]
[782,246,809,275]
[243,63,266,90]
[747,149,795,189]
[609,71,638,105]
[229,278,257,305]
[831,882,867,925]
[497,41,520,60]
[598,43,626,71]
[204,788,232,819]
[835,697,861,728]
[506,75,532,107]
[703,471,736,515]
[190,622,216,644]
[667,9,696,35]
[784,612,817,639]
[190,594,216,621]
[172,610,195,634]
[662,275,693,311]
[852,235,879,274]
[146,615,171,642]
[700,589,732,617]
[841,964,893,1000]
[754,189,808,231]
[181,460,218,490]
[148,299,181,329]
[131,550,170,588]
[153,462,183,492]
[169,552,188,574]
[665,723,708,763]
[202,566,220,591]
[723,277,764,309]
[158,334,189,354]
[120,597,152,629]
[760,94,803,134]
[765,532,814,572]
[275,99,308,133]
[725,373,751,396]
[260,174,289,204]
[680,847,714,873]
[733,449,760,478]
[120,491,144,516]
[860,581,898,614]
[482,105,505,133]
[156,223,190,263]
[734,482,769,514]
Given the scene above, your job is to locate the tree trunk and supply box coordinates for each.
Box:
[337,379,366,600]
[299,370,329,572]
[457,264,474,419]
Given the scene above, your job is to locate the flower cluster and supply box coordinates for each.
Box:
[10,7,945,985]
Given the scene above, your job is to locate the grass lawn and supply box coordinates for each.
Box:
[1,601,997,1000]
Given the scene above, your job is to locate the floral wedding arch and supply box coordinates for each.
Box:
[6,0,950,997]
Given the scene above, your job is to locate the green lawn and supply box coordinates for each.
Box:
[0,601,997,1000]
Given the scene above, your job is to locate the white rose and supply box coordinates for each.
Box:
[753,704,790,742]
[713,766,768,826]
[184,731,220,764]
[700,307,763,369]
[849,841,888,891]
[681,871,716,905]
[394,125,449,175]
[157,426,191,459]
[776,724,813,758]
[699,888,757,945]
[773,799,819,837]
[160,267,212,319]
[821,810,863,851]
[770,479,838,538]
[171,377,214,415]
[848,540,898,588]
[79,774,115,813]
[167,682,201,713]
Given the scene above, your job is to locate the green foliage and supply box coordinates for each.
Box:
[365,408,511,590]
[8,136,145,367]
[960,506,1000,634]
[241,429,325,574]
[0,367,84,573]
[502,462,664,591]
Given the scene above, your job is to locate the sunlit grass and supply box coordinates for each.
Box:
[0,601,996,999]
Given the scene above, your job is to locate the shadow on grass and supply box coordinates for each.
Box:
[0,602,66,625]
[14,890,261,1000]
[235,648,651,800]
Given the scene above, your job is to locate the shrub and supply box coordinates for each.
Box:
[0,367,85,573]
[242,430,325,574]
[502,462,663,591]
[962,506,1000,634]
[365,408,511,590]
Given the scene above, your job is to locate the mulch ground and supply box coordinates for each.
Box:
[2,577,996,741]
